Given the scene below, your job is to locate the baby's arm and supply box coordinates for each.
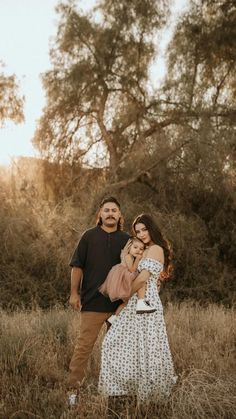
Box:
[124,254,141,272]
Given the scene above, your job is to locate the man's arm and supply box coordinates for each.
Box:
[69,267,83,310]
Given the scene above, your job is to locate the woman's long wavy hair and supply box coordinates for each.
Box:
[132,214,173,280]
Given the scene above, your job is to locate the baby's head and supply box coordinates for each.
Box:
[126,237,145,258]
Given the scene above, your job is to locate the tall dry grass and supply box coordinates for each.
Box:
[1,303,236,419]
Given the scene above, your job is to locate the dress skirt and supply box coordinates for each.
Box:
[98,258,177,402]
[99,263,137,301]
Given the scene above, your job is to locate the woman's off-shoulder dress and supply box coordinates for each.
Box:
[98,257,177,402]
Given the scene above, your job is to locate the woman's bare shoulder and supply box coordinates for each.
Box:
[146,245,164,263]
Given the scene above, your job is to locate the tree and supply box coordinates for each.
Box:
[34,0,236,205]
[163,0,236,174]
[0,63,24,127]
[33,0,171,182]
[158,0,236,267]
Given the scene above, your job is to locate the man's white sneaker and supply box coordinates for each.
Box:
[68,392,78,407]
[136,300,157,314]
[107,314,117,325]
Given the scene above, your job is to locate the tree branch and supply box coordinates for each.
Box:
[104,138,192,191]
[213,63,234,109]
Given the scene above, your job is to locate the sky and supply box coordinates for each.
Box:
[0,0,188,166]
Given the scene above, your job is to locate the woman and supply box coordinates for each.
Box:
[98,214,177,402]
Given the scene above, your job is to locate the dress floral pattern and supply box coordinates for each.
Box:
[98,257,177,402]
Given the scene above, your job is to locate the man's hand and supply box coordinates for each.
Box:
[69,293,81,311]
[70,267,83,310]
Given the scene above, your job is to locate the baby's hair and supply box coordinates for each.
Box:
[130,236,145,247]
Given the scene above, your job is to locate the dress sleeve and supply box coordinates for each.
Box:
[138,257,163,276]
[69,233,88,268]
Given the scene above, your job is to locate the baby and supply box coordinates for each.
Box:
[99,237,156,324]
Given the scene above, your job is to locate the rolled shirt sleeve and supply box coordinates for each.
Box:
[69,233,88,269]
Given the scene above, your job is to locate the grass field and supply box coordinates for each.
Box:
[1,303,236,418]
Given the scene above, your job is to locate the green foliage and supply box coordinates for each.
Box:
[0,64,24,127]
[33,0,169,179]
[165,0,236,125]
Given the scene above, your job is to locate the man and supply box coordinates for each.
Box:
[67,196,129,404]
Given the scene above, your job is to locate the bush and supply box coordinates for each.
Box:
[0,193,83,309]
[0,165,235,309]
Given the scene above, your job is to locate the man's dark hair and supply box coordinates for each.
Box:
[100,196,121,209]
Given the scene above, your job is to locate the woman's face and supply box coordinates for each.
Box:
[134,223,152,246]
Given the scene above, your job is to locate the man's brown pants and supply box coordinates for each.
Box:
[67,311,112,389]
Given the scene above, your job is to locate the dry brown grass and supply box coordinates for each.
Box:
[1,303,236,419]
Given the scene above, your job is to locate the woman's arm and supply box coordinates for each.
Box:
[131,245,164,294]
[131,269,151,294]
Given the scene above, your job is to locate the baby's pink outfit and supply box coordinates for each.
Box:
[99,263,138,301]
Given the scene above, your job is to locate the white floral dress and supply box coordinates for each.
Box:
[98,257,177,402]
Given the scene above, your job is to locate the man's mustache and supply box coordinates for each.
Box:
[106,216,116,220]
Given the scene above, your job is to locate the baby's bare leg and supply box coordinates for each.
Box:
[107,301,128,324]
[136,284,157,313]
[115,301,127,316]
[137,284,146,300]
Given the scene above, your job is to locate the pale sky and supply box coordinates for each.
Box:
[0,0,188,166]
